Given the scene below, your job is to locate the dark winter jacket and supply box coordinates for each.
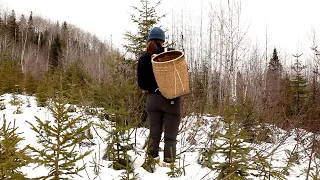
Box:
[137,43,174,94]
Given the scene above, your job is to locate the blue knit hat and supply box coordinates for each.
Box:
[147,27,165,42]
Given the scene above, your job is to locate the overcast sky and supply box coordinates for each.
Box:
[1,0,320,63]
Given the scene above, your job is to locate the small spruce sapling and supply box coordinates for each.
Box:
[166,153,187,178]
[0,101,5,110]
[10,94,23,114]
[89,152,104,178]
[27,89,92,180]
[26,96,31,107]
[251,152,286,179]
[0,114,32,179]
[282,145,301,176]
[309,156,319,179]
[213,106,253,179]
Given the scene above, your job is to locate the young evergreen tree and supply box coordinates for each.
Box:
[265,48,284,125]
[27,85,92,180]
[214,110,252,179]
[251,152,286,179]
[291,53,309,115]
[166,156,186,178]
[267,48,282,73]
[266,48,283,92]
[35,72,55,107]
[7,10,19,42]
[123,0,165,59]
[95,54,137,178]
[0,115,32,179]
[63,62,90,105]
[27,11,36,43]
[0,52,23,94]
[280,74,294,119]
[49,34,62,70]
[24,72,38,95]
[304,69,320,132]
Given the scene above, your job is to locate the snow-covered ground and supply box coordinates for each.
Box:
[0,93,319,180]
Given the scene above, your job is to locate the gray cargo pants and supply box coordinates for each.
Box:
[146,93,182,162]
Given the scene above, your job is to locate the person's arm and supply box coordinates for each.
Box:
[137,56,148,90]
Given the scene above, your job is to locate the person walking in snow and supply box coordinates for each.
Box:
[137,27,182,171]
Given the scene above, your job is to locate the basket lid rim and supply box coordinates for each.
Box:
[151,50,184,64]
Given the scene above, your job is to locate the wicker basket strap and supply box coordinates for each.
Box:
[173,61,185,97]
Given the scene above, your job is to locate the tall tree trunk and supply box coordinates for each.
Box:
[36,30,41,67]
[21,28,28,76]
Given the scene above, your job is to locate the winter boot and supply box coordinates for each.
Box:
[141,156,160,173]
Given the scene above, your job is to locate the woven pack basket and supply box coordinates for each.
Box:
[152,50,190,99]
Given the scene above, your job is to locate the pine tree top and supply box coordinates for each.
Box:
[123,0,165,59]
[268,48,282,72]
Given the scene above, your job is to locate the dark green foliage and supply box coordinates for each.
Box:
[62,62,90,105]
[26,97,31,107]
[196,117,219,169]
[35,65,90,107]
[267,48,282,73]
[27,11,36,43]
[166,156,186,178]
[120,157,139,180]
[9,94,23,106]
[35,83,48,107]
[10,94,24,114]
[95,56,137,178]
[101,117,134,170]
[93,56,135,123]
[27,89,92,180]
[0,52,23,94]
[235,100,273,143]
[213,107,253,179]
[0,101,5,110]
[7,10,19,41]
[266,48,283,100]
[197,106,289,180]
[39,29,50,48]
[290,54,309,114]
[282,145,301,176]
[197,148,215,169]
[192,68,210,115]
[24,72,38,95]
[264,48,286,125]
[251,153,286,179]
[0,115,32,179]
[280,75,294,117]
[123,0,165,59]
[100,118,135,177]
[49,34,62,70]
[61,21,68,51]
[35,73,55,107]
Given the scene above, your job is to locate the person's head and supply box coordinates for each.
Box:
[146,27,165,55]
